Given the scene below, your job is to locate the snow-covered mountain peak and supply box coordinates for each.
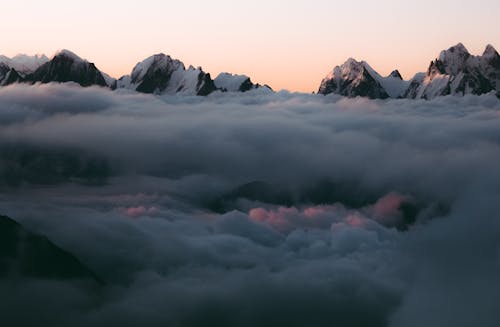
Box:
[335,58,369,81]
[213,72,272,93]
[343,58,366,68]
[117,53,216,95]
[12,53,49,62]
[404,43,499,99]
[323,60,351,82]
[130,53,184,84]
[215,73,250,91]
[438,43,471,75]
[319,58,402,99]
[0,53,49,75]
[343,57,363,66]
[439,43,469,58]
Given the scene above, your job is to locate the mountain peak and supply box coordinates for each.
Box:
[319,58,392,99]
[483,44,499,58]
[388,70,403,79]
[342,58,367,70]
[336,58,368,80]
[132,53,181,73]
[344,57,363,65]
[27,49,107,87]
[150,53,173,62]
[449,43,469,53]
[121,53,217,95]
[54,49,83,61]
[439,43,470,59]
[130,53,184,88]
[407,43,499,99]
[437,43,471,75]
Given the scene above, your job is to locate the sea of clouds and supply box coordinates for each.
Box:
[0,83,499,326]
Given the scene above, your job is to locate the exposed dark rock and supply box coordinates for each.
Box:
[196,72,217,96]
[133,54,179,93]
[0,214,100,282]
[238,77,254,92]
[388,70,403,79]
[402,73,424,99]
[0,62,10,82]
[1,68,23,86]
[26,50,107,87]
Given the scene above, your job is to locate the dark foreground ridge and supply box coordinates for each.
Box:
[0,214,100,282]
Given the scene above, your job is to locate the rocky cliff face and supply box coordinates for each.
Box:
[26,50,108,87]
[0,68,23,86]
[0,63,14,85]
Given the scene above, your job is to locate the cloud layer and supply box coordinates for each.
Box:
[0,84,499,326]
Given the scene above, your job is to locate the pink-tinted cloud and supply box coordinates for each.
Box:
[370,192,413,226]
[249,207,298,232]
[120,206,159,218]
[249,192,413,232]
[249,204,362,233]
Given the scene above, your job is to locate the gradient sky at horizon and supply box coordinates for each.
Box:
[2,0,499,92]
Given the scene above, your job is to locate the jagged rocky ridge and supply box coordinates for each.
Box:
[0,54,49,86]
[1,44,498,99]
[319,43,500,99]
[28,50,108,87]
[0,50,110,87]
[114,54,216,95]
[0,50,269,96]
[317,59,408,99]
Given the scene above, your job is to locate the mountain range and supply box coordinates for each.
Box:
[0,44,498,99]
[0,50,271,96]
[318,43,499,99]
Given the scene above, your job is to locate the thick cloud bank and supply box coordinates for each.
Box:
[0,84,499,326]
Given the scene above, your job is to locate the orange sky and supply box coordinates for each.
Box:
[2,0,499,92]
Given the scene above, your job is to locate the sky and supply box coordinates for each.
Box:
[2,0,500,91]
